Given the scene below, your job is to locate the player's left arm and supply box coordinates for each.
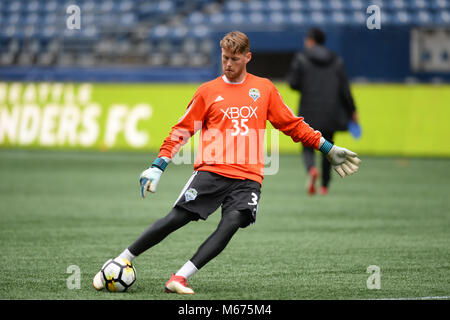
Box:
[267,84,361,177]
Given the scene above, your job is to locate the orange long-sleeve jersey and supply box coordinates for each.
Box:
[158,73,322,184]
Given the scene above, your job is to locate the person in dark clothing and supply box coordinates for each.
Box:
[287,28,358,195]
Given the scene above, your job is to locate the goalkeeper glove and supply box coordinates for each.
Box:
[319,138,361,178]
[139,157,170,198]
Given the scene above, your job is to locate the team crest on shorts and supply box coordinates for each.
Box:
[184,188,198,202]
[249,88,260,101]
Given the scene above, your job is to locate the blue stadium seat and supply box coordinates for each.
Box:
[350,11,367,25]
[434,10,450,24]
[411,0,431,10]
[43,1,58,13]
[208,13,227,27]
[267,1,285,12]
[268,11,286,26]
[347,0,364,11]
[248,12,266,25]
[248,0,265,12]
[224,0,244,12]
[306,0,326,12]
[287,11,305,26]
[431,0,450,10]
[187,12,206,25]
[391,11,412,25]
[6,1,22,14]
[328,0,345,12]
[310,11,330,26]
[330,11,349,25]
[25,0,40,12]
[188,25,211,39]
[98,0,115,13]
[414,10,434,25]
[386,0,408,11]
[286,0,303,11]
[228,11,246,25]
[169,26,189,40]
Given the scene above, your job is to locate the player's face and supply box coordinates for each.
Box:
[221,48,251,82]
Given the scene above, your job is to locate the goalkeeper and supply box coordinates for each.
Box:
[93,31,361,294]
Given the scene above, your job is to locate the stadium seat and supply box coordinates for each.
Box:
[17,52,35,66]
[188,53,210,67]
[36,52,55,66]
[187,12,206,25]
[431,0,450,10]
[347,0,364,11]
[393,11,411,25]
[169,53,188,67]
[0,52,15,66]
[248,12,266,25]
[434,11,450,24]
[181,39,197,54]
[147,52,168,66]
[287,0,303,11]
[412,0,431,10]
[208,13,226,26]
[329,0,345,11]
[415,10,434,25]
[350,11,366,25]
[331,11,348,25]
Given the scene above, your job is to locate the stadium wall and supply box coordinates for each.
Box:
[0,82,449,157]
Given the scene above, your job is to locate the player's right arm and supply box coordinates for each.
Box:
[157,91,207,159]
[140,89,207,198]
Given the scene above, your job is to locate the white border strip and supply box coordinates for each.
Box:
[371,295,450,300]
[173,171,198,206]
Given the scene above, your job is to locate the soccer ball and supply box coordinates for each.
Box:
[101,257,136,292]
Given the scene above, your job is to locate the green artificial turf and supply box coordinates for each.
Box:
[0,149,449,300]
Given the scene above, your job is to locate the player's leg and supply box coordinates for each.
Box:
[165,210,251,294]
[302,145,315,171]
[165,179,260,294]
[190,210,251,269]
[320,131,335,195]
[125,206,199,257]
[320,153,331,194]
[303,145,318,195]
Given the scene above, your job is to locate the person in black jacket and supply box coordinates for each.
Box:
[287,28,358,195]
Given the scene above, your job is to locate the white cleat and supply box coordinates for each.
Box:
[92,270,105,290]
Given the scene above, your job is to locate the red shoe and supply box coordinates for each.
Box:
[164,274,195,294]
[307,167,318,195]
[320,186,328,195]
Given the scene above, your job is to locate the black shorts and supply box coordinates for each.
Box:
[173,171,261,227]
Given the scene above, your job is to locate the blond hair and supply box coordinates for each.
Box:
[220,31,250,54]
